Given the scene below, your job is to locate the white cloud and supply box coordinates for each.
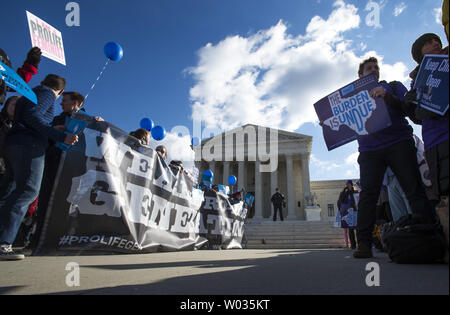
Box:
[434,8,442,24]
[345,152,359,166]
[393,2,407,17]
[187,0,409,135]
[310,152,360,180]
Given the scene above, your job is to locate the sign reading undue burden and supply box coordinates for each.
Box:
[314,74,392,151]
[26,11,66,66]
[0,60,37,104]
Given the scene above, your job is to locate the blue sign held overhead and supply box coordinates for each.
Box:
[0,60,37,104]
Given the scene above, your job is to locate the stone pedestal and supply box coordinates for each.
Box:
[305,206,322,221]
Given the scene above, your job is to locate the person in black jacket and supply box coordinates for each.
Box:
[271,188,285,222]
[337,180,358,249]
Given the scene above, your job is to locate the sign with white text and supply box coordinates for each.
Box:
[314,74,392,151]
[0,60,37,104]
[34,115,247,255]
[413,54,449,116]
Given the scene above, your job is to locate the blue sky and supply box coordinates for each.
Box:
[1,0,447,180]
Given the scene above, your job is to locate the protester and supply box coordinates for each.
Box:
[169,160,184,176]
[31,91,104,250]
[129,128,150,146]
[156,145,168,161]
[383,135,432,222]
[337,181,357,249]
[0,96,20,170]
[0,49,11,106]
[404,33,449,262]
[271,188,285,222]
[229,190,242,205]
[352,57,436,259]
[383,167,411,222]
[0,74,78,261]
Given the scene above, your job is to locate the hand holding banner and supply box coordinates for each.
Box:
[56,116,88,152]
[314,74,392,151]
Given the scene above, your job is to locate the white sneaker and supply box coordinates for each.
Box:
[0,244,25,261]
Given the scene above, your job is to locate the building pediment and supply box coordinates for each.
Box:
[200,124,312,145]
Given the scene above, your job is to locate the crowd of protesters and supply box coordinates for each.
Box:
[0,47,197,260]
[1,1,449,262]
[324,1,449,262]
[330,30,448,262]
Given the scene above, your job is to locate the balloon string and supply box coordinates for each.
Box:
[83,59,110,107]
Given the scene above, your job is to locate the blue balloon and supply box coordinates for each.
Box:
[228,175,237,186]
[104,42,123,61]
[151,125,166,141]
[203,170,213,177]
[140,118,154,131]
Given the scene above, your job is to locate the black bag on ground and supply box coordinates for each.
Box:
[381,214,446,264]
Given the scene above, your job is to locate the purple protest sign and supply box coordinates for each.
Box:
[314,74,392,151]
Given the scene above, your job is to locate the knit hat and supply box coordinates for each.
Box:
[411,33,442,64]
[346,180,353,185]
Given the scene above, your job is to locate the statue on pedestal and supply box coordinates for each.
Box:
[305,193,317,207]
[304,192,322,221]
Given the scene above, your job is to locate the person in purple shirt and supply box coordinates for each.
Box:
[405,33,449,262]
[353,57,436,259]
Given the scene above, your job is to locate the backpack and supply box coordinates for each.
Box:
[381,214,446,264]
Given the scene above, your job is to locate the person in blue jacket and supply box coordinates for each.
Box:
[0,74,78,261]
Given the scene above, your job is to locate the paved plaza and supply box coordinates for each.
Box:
[0,248,448,295]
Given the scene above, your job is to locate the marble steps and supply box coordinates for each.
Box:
[245,244,346,249]
[244,220,347,249]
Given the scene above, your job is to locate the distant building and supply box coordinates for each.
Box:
[194,124,358,221]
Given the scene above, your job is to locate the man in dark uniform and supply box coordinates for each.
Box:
[271,188,285,222]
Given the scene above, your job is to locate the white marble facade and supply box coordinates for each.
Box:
[194,124,313,220]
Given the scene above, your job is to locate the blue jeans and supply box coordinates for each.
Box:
[0,144,45,245]
[385,168,412,222]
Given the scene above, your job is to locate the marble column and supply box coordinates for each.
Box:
[253,160,264,220]
[285,154,297,220]
[301,154,311,203]
[238,161,246,191]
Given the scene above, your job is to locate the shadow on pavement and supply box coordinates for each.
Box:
[45,249,448,295]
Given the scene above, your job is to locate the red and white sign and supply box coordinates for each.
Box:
[26,11,66,66]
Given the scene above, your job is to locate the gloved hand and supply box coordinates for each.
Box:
[404,89,417,105]
[25,47,42,68]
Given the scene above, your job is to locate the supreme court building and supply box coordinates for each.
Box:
[194,124,315,220]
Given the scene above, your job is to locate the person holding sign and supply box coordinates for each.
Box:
[1,47,42,106]
[0,74,78,261]
[32,91,103,251]
[352,57,435,259]
[405,33,449,261]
